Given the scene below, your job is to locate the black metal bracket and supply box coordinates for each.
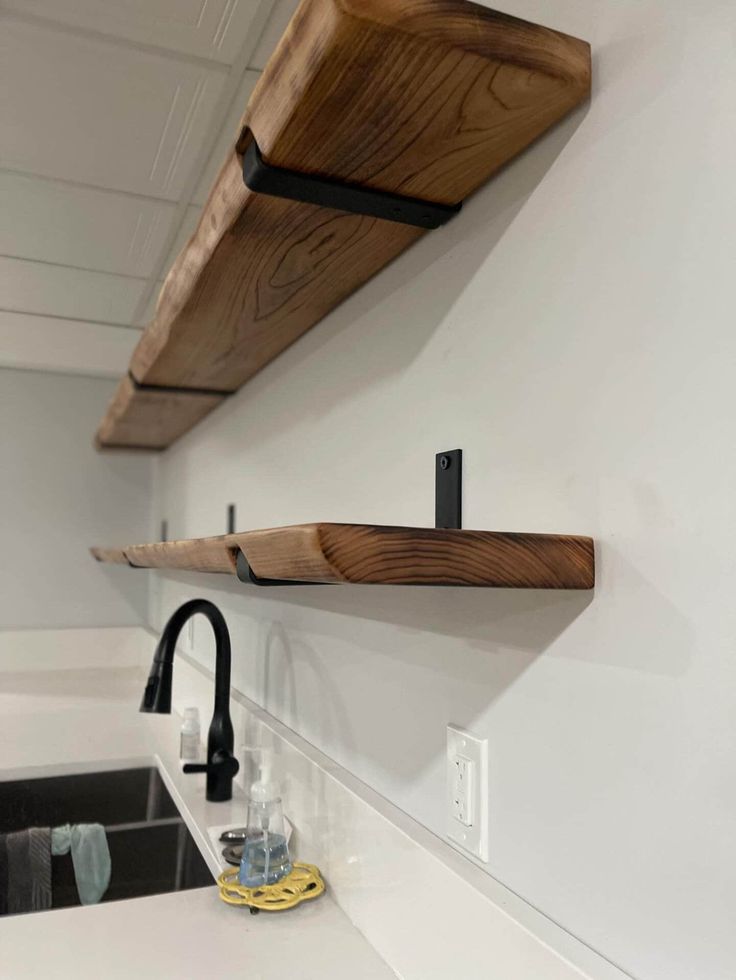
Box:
[233,448,463,587]
[235,550,321,587]
[129,371,231,399]
[435,449,462,529]
[242,137,461,230]
[226,504,236,535]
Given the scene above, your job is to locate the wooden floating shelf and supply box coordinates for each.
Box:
[94,376,224,452]
[95,0,591,451]
[91,524,595,589]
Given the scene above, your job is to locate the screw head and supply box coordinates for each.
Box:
[440,455,451,470]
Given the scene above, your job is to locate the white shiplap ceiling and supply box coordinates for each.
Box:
[0,0,299,379]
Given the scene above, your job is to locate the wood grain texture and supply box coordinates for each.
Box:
[132,171,421,394]
[96,0,590,449]
[240,524,594,587]
[125,535,239,574]
[94,375,224,450]
[91,523,595,589]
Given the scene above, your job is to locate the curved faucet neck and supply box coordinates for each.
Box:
[157,599,232,707]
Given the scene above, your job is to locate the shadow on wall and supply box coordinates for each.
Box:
[157,569,594,780]
[159,570,592,652]
[93,563,150,623]
[184,102,591,452]
[254,591,595,780]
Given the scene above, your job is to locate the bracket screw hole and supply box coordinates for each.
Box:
[440,455,451,470]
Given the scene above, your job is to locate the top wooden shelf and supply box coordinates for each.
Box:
[91,523,594,589]
[94,0,591,450]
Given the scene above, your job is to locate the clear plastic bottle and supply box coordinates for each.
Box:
[239,750,292,887]
[179,707,201,762]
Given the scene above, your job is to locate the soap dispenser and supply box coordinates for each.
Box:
[239,750,292,887]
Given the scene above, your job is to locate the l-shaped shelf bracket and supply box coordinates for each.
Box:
[236,550,321,588]
[242,135,461,230]
[236,449,464,587]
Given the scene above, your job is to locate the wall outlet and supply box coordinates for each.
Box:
[451,754,473,826]
[446,724,488,862]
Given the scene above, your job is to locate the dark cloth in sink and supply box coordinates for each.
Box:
[0,834,7,915]
[3,828,52,914]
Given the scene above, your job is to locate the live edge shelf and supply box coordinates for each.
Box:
[94,0,591,451]
[91,524,594,589]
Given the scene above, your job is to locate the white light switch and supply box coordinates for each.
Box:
[446,724,488,861]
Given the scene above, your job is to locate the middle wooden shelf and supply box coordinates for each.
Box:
[91,523,595,589]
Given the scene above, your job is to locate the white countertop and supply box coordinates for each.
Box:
[2,882,390,980]
[0,659,395,980]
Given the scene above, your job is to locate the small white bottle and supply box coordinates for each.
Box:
[179,707,201,761]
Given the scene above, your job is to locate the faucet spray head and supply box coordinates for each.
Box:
[140,641,173,713]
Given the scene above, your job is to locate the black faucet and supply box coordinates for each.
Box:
[140,599,239,802]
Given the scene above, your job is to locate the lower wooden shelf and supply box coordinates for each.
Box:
[91,523,594,589]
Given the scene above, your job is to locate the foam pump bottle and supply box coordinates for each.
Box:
[239,750,292,887]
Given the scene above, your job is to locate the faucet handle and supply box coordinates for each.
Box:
[183,749,239,779]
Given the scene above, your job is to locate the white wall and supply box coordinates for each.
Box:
[150,2,736,978]
[0,368,152,628]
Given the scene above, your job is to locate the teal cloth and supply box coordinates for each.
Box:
[51,824,111,905]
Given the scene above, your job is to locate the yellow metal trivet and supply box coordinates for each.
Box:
[218,862,325,914]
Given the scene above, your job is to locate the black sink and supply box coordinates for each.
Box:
[0,767,213,913]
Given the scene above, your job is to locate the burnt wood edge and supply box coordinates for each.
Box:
[336,0,591,84]
[336,0,592,88]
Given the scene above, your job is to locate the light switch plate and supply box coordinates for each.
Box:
[446,724,488,862]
